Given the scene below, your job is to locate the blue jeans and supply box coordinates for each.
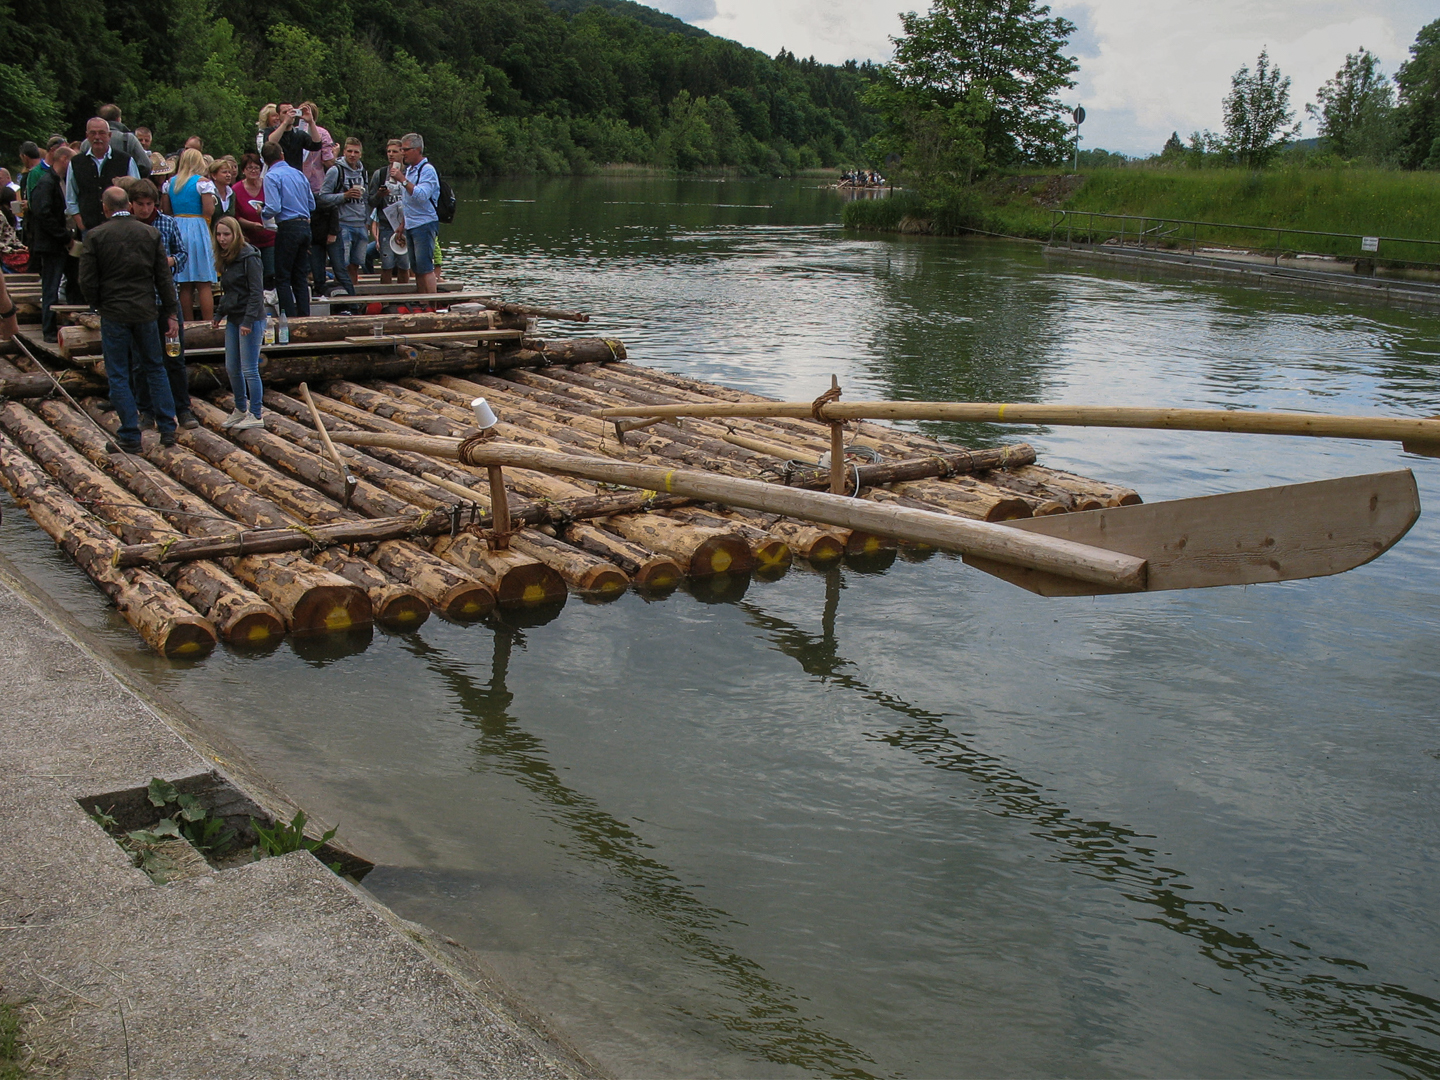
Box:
[324,236,355,295]
[225,316,267,417]
[408,220,439,275]
[338,225,368,270]
[101,318,175,445]
[274,219,311,317]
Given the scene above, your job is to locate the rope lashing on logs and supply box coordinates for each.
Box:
[285,521,326,554]
[811,382,842,421]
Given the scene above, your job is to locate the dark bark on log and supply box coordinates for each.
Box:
[1,401,285,646]
[0,433,216,657]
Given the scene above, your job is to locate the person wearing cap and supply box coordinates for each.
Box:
[66,117,140,236]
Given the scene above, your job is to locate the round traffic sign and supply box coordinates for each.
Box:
[1073,106,1086,125]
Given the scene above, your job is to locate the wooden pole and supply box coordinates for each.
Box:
[594,399,1440,451]
[325,433,1149,591]
[829,376,846,495]
[298,382,356,508]
[487,465,511,549]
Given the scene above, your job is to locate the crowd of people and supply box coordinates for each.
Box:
[4,102,447,453]
[838,169,887,187]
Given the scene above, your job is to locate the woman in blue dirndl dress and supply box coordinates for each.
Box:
[163,148,218,322]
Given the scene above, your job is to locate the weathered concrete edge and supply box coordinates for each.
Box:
[1043,243,1440,310]
[0,548,608,1080]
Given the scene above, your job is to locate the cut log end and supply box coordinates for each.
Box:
[844,531,899,558]
[220,607,287,648]
[631,559,683,592]
[495,560,568,608]
[803,535,846,566]
[577,567,630,596]
[437,581,496,621]
[290,584,374,635]
[371,586,432,632]
[689,535,756,578]
[751,539,793,575]
[156,618,219,659]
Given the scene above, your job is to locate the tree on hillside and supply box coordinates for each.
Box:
[1395,18,1440,169]
[870,0,1077,182]
[1306,48,1397,162]
[1222,49,1300,168]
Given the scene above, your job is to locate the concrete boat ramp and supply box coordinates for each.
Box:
[0,555,599,1079]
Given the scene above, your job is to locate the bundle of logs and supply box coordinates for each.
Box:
[0,295,1138,659]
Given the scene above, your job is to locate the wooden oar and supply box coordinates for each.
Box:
[969,470,1420,595]
[325,433,1420,594]
[593,401,1440,457]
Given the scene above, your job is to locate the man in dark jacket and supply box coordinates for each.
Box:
[78,187,181,451]
[23,144,74,342]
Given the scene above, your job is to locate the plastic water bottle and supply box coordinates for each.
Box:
[277,311,289,345]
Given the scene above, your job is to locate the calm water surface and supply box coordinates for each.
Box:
[5,177,1439,1078]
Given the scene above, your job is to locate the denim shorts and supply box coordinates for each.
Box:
[408,220,439,275]
[378,221,410,270]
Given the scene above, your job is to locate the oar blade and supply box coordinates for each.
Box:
[964,469,1420,596]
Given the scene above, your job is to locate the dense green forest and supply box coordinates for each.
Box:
[0,0,881,175]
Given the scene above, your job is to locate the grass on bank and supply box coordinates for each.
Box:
[1,1000,30,1080]
[845,169,1440,262]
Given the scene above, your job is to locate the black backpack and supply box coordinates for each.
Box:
[435,172,457,224]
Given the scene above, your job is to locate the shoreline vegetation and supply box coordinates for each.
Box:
[841,169,1440,261]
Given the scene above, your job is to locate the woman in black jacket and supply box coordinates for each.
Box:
[211,217,267,430]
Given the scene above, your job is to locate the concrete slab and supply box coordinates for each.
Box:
[0,558,600,1079]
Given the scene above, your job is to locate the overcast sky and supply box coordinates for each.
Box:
[649,0,1435,156]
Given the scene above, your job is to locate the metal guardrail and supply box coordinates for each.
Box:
[1047,210,1440,273]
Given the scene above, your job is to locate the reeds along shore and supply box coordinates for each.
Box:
[0,292,1138,658]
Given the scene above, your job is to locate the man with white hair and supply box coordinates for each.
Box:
[66,117,140,235]
[391,132,440,294]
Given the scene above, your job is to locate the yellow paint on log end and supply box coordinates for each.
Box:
[709,548,732,573]
[522,583,550,605]
[247,623,275,643]
[324,607,354,632]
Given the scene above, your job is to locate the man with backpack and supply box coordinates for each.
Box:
[367,139,409,286]
[392,133,455,295]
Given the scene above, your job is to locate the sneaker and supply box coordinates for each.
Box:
[176,410,200,430]
[137,411,156,431]
[231,414,264,431]
[160,431,178,447]
[220,409,247,429]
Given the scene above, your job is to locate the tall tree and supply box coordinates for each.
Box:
[1394,18,1440,169]
[1306,48,1397,162]
[1222,48,1300,168]
[877,0,1077,169]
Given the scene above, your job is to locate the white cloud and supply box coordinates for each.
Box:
[656,0,1433,157]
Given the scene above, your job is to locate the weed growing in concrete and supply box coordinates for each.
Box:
[252,810,341,872]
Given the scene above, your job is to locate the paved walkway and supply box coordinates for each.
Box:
[0,556,598,1079]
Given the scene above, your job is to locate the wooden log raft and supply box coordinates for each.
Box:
[562,522,683,591]
[82,403,377,634]
[0,433,217,657]
[0,402,286,647]
[198,397,567,608]
[170,399,496,621]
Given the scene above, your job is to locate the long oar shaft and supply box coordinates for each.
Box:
[328,432,1148,591]
[593,401,1440,447]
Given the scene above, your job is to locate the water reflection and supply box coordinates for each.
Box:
[741,573,1440,1077]
[401,629,880,1078]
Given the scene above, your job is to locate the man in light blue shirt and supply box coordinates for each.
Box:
[392,132,440,294]
[260,141,316,316]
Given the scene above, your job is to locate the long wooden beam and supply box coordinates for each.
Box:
[593,400,1440,453]
[325,434,1149,591]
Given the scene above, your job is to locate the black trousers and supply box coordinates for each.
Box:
[274,218,311,317]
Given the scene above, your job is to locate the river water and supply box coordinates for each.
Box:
[4,176,1439,1078]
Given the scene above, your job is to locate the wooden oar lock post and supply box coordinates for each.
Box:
[467,397,512,550]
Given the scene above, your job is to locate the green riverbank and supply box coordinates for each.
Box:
[845,169,1440,259]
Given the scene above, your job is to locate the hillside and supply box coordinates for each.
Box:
[0,0,880,176]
